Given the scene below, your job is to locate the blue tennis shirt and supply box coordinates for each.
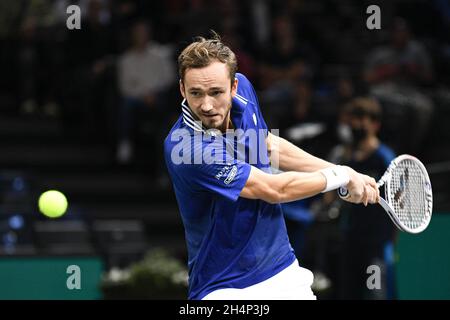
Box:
[164,73,296,300]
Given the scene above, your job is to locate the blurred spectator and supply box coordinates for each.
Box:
[259,14,316,87]
[258,14,317,131]
[433,0,450,91]
[64,0,117,136]
[117,20,176,165]
[17,0,66,118]
[433,0,450,38]
[363,17,434,154]
[328,97,397,299]
[248,0,271,48]
[221,19,256,81]
[280,65,362,163]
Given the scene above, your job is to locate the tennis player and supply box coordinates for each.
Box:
[164,35,379,300]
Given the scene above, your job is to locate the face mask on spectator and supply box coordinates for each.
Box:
[350,127,368,145]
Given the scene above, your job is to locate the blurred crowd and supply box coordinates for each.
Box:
[1,0,449,164]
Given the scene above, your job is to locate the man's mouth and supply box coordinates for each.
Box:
[203,114,219,119]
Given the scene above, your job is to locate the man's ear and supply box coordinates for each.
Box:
[231,78,238,97]
[179,79,186,99]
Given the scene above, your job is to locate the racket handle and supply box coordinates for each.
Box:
[338,187,350,199]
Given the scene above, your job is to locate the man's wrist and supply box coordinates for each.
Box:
[319,165,350,193]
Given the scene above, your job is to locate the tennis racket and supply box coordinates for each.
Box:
[338,154,433,234]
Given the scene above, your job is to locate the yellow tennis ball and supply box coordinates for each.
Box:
[38,190,68,218]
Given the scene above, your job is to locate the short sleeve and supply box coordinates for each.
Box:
[235,73,269,132]
[254,104,269,132]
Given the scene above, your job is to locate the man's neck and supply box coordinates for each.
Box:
[219,112,233,133]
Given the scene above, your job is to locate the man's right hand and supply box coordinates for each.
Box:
[343,166,379,206]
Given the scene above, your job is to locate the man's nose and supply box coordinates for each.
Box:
[200,98,213,113]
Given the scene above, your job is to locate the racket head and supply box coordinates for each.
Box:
[383,155,433,233]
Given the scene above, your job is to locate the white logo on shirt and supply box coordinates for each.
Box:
[224,165,238,185]
[253,113,257,125]
[215,165,231,180]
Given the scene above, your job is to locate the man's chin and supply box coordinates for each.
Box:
[203,119,223,130]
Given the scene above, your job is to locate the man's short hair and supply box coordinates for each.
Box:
[344,97,382,122]
[178,32,237,85]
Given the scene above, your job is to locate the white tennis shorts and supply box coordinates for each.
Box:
[202,259,316,300]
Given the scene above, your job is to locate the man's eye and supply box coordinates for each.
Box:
[190,92,200,97]
[211,91,222,96]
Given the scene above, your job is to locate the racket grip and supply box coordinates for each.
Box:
[338,187,350,199]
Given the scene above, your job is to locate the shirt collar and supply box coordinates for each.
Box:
[181,99,205,133]
[181,99,222,136]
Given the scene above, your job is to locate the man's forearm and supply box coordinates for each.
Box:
[241,166,328,204]
[265,133,379,205]
[275,171,327,203]
[267,133,333,172]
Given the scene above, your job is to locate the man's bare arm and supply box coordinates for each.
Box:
[266,132,333,172]
[265,132,380,204]
[240,166,327,204]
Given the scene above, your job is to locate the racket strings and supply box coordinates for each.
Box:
[388,159,430,230]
